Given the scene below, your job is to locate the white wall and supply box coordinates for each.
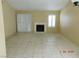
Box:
[3,0,16,38]
[0,0,6,57]
[60,1,79,46]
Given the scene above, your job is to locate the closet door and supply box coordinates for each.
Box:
[17,14,32,32]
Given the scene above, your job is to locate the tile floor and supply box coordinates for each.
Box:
[6,33,79,58]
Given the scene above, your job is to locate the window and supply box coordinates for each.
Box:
[48,15,56,27]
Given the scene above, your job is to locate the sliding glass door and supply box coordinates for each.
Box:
[17,14,32,32]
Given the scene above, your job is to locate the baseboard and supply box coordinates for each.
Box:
[61,32,79,47]
[6,33,17,40]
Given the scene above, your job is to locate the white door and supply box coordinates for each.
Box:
[17,14,32,32]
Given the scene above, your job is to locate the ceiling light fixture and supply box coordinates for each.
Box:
[71,0,79,6]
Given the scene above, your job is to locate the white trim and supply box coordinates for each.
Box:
[34,23,46,33]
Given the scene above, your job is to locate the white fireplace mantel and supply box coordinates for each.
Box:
[34,23,46,33]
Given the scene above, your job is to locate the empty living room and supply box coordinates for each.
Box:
[0,0,79,58]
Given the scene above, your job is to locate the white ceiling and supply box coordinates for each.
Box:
[72,0,79,2]
[6,0,70,10]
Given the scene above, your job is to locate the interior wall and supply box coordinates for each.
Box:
[0,0,6,57]
[16,10,60,33]
[3,0,16,38]
[60,1,79,45]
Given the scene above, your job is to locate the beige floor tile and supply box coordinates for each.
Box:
[6,33,79,58]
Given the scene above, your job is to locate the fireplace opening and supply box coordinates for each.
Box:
[36,25,44,32]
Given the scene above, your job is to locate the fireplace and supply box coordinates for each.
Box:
[36,25,44,32]
[35,23,46,32]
